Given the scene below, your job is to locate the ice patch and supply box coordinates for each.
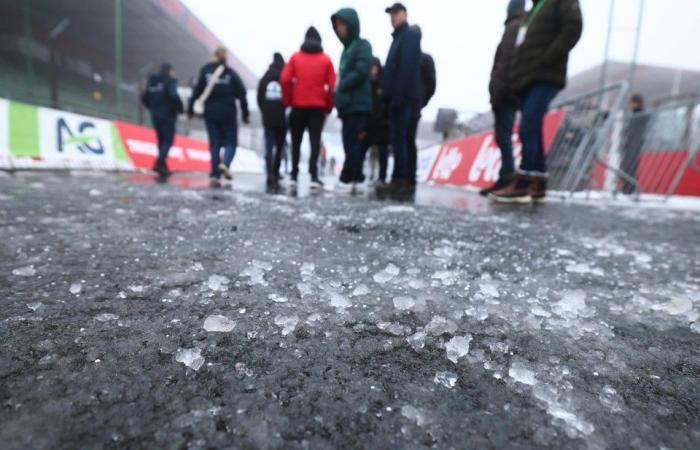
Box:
[274,315,299,336]
[352,284,370,297]
[566,263,604,277]
[401,405,430,426]
[690,322,700,334]
[268,294,289,303]
[406,331,426,351]
[377,322,411,336]
[27,302,43,311]
[207,275,230,292]
[203,315,236,332]
[508,362,538,385]
[128,285,145,293]
[382,205,416,214]
[446,335,473,363]
[95,313,120,322]
[192,262,204,272]
[555,291,589,318]
[13,266,36,277]
[69,283,82,295]
[425,315,458,336]
[175,348,205,371]
[393,296,419,311]
[374,264,400,283]
[652,298,693,316]
[329,293,352,310]
[242,266,267,286]
[479,281,500,298]
[434,371,458,389]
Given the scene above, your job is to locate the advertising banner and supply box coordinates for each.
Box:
[427,111,565,189]
[38,107,117,167]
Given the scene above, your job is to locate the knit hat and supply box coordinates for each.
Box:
[305,26,322,44]
[508,0,526,15]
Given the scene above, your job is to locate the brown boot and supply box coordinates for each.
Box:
[529,176,548,203]
[489,174,533,204]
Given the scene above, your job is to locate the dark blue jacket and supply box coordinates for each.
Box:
[190,62,249,120]
[141,74,183,121]
[381,22,422,107]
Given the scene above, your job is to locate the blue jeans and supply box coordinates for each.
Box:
[340,114,369,183]
[389,104,415,182]
[205,115,238,178]
[492,101,518,178]
[519,83,560,175]
[152,116,175,169]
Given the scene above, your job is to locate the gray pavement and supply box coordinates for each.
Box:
[1,171,699,449]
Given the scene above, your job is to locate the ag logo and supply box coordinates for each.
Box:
[57,118,105,155]
[265,81,283,101]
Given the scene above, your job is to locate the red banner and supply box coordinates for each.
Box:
[114,121,211,172]
[427,111,565,188]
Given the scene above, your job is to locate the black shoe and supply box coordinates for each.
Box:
[376,180,414,196]
[310,177,324,190]
[480,175,513,196]
[155,165,171,178]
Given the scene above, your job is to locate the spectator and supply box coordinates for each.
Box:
[189,47,250,187]
[491,0,583,203]
[481,0,526,196]
[257,52,287,188]
[377,2,422,195]
[331,8,373,193]
[363,57,391,185]
[141,63,183,177]
[620,94,649,195]
[281,27,336,189]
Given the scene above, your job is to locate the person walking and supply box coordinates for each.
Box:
[141,63,184,177]
[331,8,373,193]
[480,0,527,196]
[190,47,250,187]
[364,57,391,185]
[377,3,422,195]
[280,27,336,189]
[408,31,436,188]
[491,0,582,203]
[257,52,287,188]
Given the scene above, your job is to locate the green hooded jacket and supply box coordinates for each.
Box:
[331,8,373,117]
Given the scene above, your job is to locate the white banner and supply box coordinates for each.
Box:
[38,108,116,164]
[0,98,8,159]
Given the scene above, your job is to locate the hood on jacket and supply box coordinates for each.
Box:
[301,26,323,53]
[268,53,285,72]
[505,9,527,25]
[331,8,360,46]
[507,0,526,15]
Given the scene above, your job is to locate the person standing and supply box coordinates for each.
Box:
[377,3,422,195]
[480,0,527,196]
[408,33,436,188]
[620,94,649,195]
[141,63,184,177]
[190,47,250,187]
[280,27,336,189]
[257,52,287,188]
[331,8,373,193]
[491,0,582,203]
[364,58,391,185]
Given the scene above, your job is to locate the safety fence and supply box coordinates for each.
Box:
[427,84,700,200]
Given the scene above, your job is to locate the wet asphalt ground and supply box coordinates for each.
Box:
[1,171,699,450]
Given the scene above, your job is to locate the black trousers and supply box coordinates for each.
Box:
[289,107,326,178]
[407,112,421,184]
[264,126,286,179]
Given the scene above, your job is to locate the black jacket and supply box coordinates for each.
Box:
[511,0,583,93]
[189,62,249,120]
[381,22,422,107]
[141,74,183,120]
[257,58,286,129]
[418,53,436,110]
[489,11,526,106]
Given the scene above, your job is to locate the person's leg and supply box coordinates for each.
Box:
[493,102,517,178]
[378,144,389,183]
[264,127,275,179]
[389,106,413,182]
[340,117,353,184]
[288,109,304,180]
[205,119,222,178]
[307,109,325,179]
[222,116,238,168]
[273,127,286,179]
[353,115,369,183]
[519,84,560,175]
[407,112,420,184]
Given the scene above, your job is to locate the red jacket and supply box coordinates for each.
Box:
[281,51,336,111]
